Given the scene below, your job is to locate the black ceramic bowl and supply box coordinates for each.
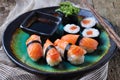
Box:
[20,11,61,37]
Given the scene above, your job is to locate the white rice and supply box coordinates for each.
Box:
[81,17,97,28]
[82,28,100,38]
[64,24,80,34]
[46,55,62,66]
[68,55,85,65]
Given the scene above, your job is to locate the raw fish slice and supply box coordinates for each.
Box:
[26,34,43,61]
[79,37,98,53]
[61,34,79,44]
[61,34,98,53]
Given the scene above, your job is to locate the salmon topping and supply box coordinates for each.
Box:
[80,38,98,49]
[69,45,85,56]
[54,39,68,50]
[70,26,77,30]
[82,19,91,24]
[28,43,43,60]
[47,48,60,61]
[26,34,43,61]
[61,34,79,45]
[86,30,93,35]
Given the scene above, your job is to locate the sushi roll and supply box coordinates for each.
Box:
[54,39,86,65]
[63,24,80,34]
[81,17,97,28]
[61,34,98,53]
[43,39,62,66]
[82,28,100,38]
[26,34,43,61]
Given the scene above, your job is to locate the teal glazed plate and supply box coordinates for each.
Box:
[2,7,116,78]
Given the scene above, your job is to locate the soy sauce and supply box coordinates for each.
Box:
[29,18,56,34]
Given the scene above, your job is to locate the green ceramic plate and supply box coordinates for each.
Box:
[2,7,116,77]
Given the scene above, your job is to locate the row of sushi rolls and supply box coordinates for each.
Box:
[25,2,100,67]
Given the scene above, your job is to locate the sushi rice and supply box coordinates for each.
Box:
[68,54,85,64]
[82,28,100,38]
[81,17,97,28]
[64,24,80,34]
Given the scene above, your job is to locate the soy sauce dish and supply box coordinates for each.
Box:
[20,11,61,37]
[2,1,116,78]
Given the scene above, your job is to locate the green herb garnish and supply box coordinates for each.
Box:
[56,1,80,17]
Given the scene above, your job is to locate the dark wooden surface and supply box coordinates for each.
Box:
[0,0,120,80]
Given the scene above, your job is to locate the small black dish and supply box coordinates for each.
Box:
[20,11,61,37]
